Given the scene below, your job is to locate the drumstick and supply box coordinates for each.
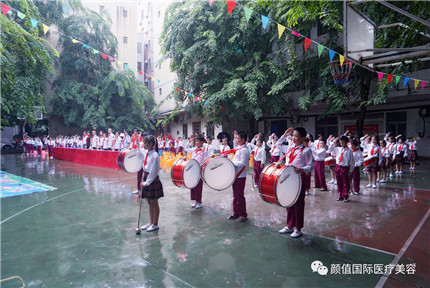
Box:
[135,190,143,235]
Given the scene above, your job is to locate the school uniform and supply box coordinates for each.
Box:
[103,138,109,150]
[185,146,206,203]
[406,140,417,161]
[267,139,281,163]
[329,145,355,200]
[169,139,176,154]
[274,137,291,164]
[91,135,99,149]
[176,140,184,155]
[312,147,327,190]
[249,143,266,186]
[380,146,390,170]
[277,135,312,230]
[113,136,121,151]
[364,144,383,173]
[219,144,230,155]
[36,139,43,156]
[386,142,396,167]
[231,144,250,219]
[393,143,407,164]
[203,143,215,159]
[137,148,164,199]
[351,148,363,193]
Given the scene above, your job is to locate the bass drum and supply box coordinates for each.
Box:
[259,164,301,208]
[117,149,144,173]
[171,158,201,189]
[201,156,236,191]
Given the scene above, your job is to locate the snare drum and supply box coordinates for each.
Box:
[259,164,301,208]
[117,149,144,173]
[324,156,335,167]
[363,156,375,167]
[171,158,201,189]
[201,156,236,190]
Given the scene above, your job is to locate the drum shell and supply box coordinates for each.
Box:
[171,158,187,188]
[324,157,335,166]
[117,149,143,173]
[363,156,376,167]
[259,164,301,208]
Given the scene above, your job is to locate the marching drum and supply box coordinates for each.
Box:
[259,164,301,208]
[117,149,144,173]
[363,156,376,167]
[171,158,201,189]
[324,156,335,167]
[201,156,236,191]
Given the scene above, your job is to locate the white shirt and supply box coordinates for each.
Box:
[91,135,99,148]
[185,146,205,166]
[393,143,408,158]
[368,145,383,166]
[137,148,161,186]
[387,142,396,155]
[283,142,313,173]
[231,144,250,178]
[313,147,327,162]
[203,143,215,159]
[380,146,391,158]
[352,148,363,167]
[329,145,355,172]
[406,140,417,151]
[267,139,281,156]
[103,138,109,149]
[249,143,266,163]
[113,136,121,150]
[107,133,115,149]
[219,144,230,154]
[274,136,291,159]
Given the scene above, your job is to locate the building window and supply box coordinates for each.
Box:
[315,116,338,138]
[137,62,142,72]
[99,5,104,12]
[183,124,188,138]
[123,9,128,17]
[386,111,406,136]
[206,122,214,138]
[159,88,162,95]
[123,36,128,44]
[137,43,142,54]
[192,122,201,134]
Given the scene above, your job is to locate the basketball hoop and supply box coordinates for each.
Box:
[329,59,353,84]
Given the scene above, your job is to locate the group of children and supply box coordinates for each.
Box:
[130,127,419,238]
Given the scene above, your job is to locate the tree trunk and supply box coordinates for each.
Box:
[356,70,372,138]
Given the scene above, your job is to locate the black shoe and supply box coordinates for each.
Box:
[227,215,239,220]
[336,197,343,201]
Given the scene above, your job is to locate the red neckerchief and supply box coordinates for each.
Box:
[144,152,148,167]
[339,148,346,163]
[398,144,403,152]
[371,145,380,156]
[381,147,388,155]
[222,146,226,153]
[287,145,305,165]
[271,145,277,153]
[352,148,358,152]
[410,143,414,150]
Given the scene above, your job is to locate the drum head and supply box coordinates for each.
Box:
[276,166,301,208]
[123,149,144,173]
[183,159,201,189]
[203,156,235,190]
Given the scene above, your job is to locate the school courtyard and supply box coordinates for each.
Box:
[1,154,429,287]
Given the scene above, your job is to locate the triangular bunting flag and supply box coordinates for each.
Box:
[101,53,107,59]
[317,44,324,57]
[92,49,99,54]
[244,6,253,22]
[304,37,311,52]
[414,79,419,89]
[83,44,89,48]
[339,55,345,66]
[261,15,270,30]
[30,18,39,28]
[118,61,123,65]
[227,0,237,16]
[109,56,114,61]
[403,77,409,87]
[1,3,11,15]
[395,76,401,85]
[377,72,384,82]
[17,11,26,19]
[157,79,161,83]
[176,88,179,91]
[124,64,129,68]
[72,39,79,43]
[152,77,155,81]
[422,81,427,90]
[139,71,143,75]
[387,74,393,84]
[209,0,214,6]
[277,23,286,39]
[291,30,300,37]
[329,50,335,62]
[42,24,50,34]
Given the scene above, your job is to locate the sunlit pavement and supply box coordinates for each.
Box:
[1,154,429,287]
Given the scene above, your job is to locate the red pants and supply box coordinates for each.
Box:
[37,146,42,155]
[232,177,247,218]
[190,179,203,203]
[304,172,311,191]
[270,155,280,163]
[48,145,54,157]
[314,161,327,190]
[137,168,144,191]
[287,172,306,230]
[254,161,263,186]
[351,166,360,193]
[177,146,183,155]
[335,165,350,199]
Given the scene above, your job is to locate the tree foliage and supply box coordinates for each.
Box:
[1,0,59,127]
[50,4,155,132]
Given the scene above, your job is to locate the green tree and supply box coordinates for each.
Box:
[51,5,155,132]
[1,0,59,128]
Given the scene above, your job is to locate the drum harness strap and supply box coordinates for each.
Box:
[220,146,247,179]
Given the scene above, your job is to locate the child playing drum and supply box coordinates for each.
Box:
[137,135,164,232]
[184,135,206,209]
[277,127,313,238]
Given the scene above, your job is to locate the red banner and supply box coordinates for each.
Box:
[344,124,379,136]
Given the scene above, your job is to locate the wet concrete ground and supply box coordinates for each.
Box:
[1,154,429,287]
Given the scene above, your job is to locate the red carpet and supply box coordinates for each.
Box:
[53,148,119,170]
